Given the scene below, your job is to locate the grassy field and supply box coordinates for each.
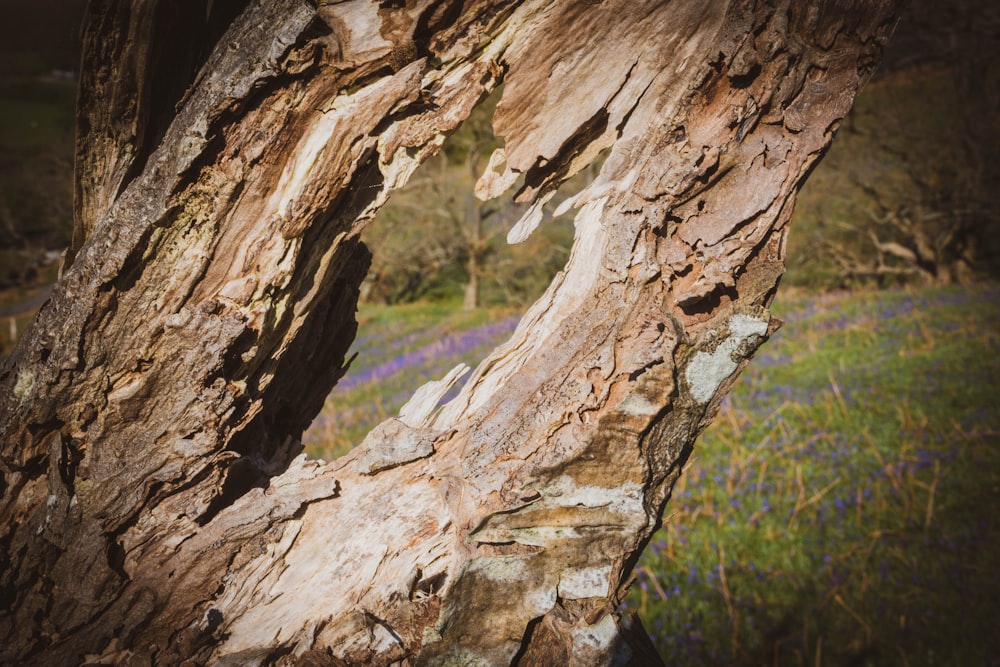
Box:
[305,300,523,458]
[305,284,1000,665]
[631,286,1000,665]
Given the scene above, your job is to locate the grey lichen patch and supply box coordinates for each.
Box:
[13,370,35,403]
[728,313,770,340]
[570,614,625,655]
[685,313,768,404]
[543,476,645,516]
[558,565,612,599]
[617,392,659,417]
[465,554,528,583]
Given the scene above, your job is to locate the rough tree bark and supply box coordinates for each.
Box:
[0,1,901,664]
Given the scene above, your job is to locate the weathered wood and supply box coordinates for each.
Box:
[1,1,901,664]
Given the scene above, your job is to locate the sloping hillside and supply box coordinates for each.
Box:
[307,285,1000,664]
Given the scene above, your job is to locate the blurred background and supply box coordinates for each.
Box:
[1,1,997,664]
[0,0,84,344]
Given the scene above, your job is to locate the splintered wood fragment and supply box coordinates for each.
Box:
[355,418,444,475]
[398,363,469,427]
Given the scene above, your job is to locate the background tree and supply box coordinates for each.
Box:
[361,93,573,309]
[0,1,901,664]
[361,96,515,308]
[787,0,1000,287]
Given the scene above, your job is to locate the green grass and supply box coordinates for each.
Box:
[0,93,74,151]
[305,285,1000,665]
[631,286,1000,665]
[304,300,522,460]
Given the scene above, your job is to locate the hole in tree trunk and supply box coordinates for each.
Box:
[301,87,596,461]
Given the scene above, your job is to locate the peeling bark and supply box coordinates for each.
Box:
[1,1,901,664]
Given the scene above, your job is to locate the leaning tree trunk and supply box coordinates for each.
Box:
[1,1,900,664]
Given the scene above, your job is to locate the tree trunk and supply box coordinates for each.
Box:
[463,141,487,311]
[463,260,480,311]
[0,1,901,665]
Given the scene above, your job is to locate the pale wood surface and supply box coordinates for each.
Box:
[0,1,901,664]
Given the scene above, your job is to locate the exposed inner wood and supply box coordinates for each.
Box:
[0,1,901,664]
